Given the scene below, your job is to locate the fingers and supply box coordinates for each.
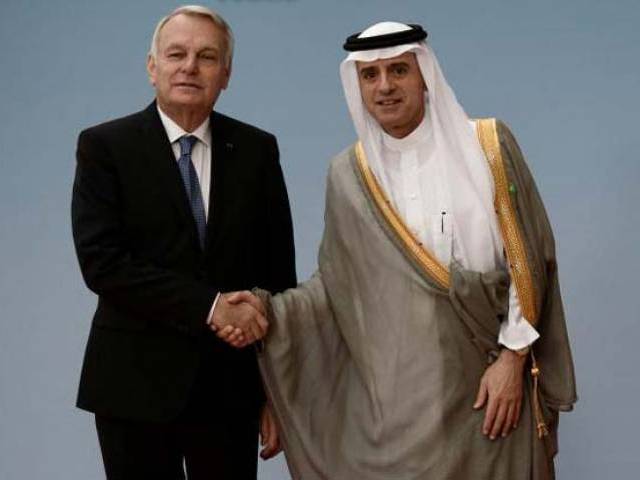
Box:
[239,305,267,341]
[226,290,248,304]
[260,421,274,458]
[229,327,243,340]
[476,349,527,440]
[216,326,249,349]
[216,325,235,339]
[213,293,269,346]
[247,292,267,317]
[473,378,488,410]
[260,433,280,459]
[227,295,268,340]
[260,407,270,446]
[490,403,508,439]
[216,325,239,341]
[513,398,522,429]
[482,393,498,437]
[227,327,247,347]
[490,400,522,439]
[225,291,268,338]
[217,322,257,348]
[482,395,521,439]
[502,403,516,437]
[260,407,281,460]
[227,290,266,317]
[255,313,268,338]
[239,312,264,342]
[238,302,267,340]
[242,317,262,343]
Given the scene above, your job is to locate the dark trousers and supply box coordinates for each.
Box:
[95,412,259,480]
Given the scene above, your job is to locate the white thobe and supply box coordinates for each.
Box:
[380,118,539,350]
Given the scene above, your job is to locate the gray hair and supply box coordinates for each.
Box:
[149,5,234,68]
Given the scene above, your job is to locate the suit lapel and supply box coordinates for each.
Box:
[206,111,235,251]
[139,103,201,245]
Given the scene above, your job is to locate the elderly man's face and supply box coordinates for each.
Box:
[356,52,426,138]
[147,14,230,118]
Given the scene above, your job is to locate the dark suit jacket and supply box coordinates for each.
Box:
[72,102,296,422]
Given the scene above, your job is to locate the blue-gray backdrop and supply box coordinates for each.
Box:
[1,0,638,478]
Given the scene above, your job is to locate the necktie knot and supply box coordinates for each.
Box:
[178,135,198,157]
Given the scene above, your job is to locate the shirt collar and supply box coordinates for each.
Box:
[157,105,212,148]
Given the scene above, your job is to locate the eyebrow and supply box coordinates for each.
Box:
[358,61,411,73]
[164,43,220,53]
[358,66,379,74]
[387,61,410,69]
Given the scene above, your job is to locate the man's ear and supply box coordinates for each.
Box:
[221,62,232,90]
[146,54,157,87]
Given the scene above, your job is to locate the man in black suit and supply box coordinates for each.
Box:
[72,5,296,479]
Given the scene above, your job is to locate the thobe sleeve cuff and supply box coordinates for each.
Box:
[207,292,221,327]
[498,283,540,350]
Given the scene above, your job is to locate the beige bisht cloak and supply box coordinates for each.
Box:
[256,120,576,480]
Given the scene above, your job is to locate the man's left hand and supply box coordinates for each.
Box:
[259,404,282,460]
[473,348,527,440]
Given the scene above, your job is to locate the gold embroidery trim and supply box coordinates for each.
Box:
[354,142,450,289]
[475,118,538,326]
[476,119,547,439]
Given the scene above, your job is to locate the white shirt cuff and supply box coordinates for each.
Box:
[207,293,221,327]
[498,282,540,350]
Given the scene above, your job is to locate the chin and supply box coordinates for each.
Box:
[376,114,403,130]
[173,90,201,99]
[171,95,204,106]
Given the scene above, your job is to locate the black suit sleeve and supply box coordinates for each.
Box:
[263,135,297,293]
[71,129,217,335]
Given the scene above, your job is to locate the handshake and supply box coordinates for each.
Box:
[210,291,267,348]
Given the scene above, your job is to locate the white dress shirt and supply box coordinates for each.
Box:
[157,106,212,219]
[157,106,220,324]
[380,118,539,350]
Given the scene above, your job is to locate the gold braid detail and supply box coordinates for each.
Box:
[354,142,450,290]
[475,119,538,326]
[475,118,547,439]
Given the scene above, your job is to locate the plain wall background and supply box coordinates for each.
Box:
[1,0,638,478]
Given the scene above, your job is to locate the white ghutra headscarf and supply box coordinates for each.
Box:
[340,21,504,273]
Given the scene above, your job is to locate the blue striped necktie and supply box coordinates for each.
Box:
[177,135,207,249]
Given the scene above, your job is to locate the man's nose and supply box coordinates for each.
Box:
[378,72,394,94]
[181,54,198,73]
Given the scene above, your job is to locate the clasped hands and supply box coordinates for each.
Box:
[211,291,267,348]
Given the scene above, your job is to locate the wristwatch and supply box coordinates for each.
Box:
[511,345,531,357]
